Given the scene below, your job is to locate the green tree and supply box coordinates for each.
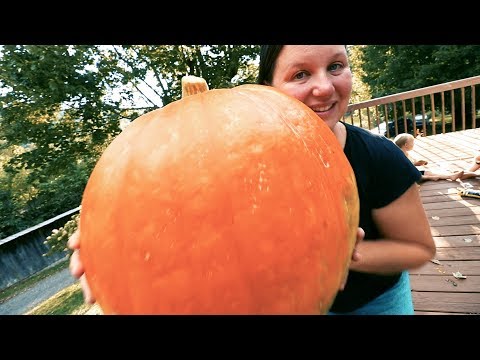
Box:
[359,45,438,97]
[0,45,260,239]
[358,45,480,126]
[347,45,371,103]
[359,45,480,95]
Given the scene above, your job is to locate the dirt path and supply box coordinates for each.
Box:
[0,267,77,315]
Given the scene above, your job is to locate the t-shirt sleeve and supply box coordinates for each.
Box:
[369,137,422,209]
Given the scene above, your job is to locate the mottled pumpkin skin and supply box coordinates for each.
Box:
[79,84,359,314]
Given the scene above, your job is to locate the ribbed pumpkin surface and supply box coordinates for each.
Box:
[79,83,359,314]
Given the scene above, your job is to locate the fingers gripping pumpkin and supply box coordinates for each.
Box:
[79,76,359,314]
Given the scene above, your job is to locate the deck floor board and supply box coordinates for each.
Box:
[407,128,480,315]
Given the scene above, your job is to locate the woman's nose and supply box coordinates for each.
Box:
[311,75,334,97]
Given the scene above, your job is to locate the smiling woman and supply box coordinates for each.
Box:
[257,45,435,315]
[64,45,441,316]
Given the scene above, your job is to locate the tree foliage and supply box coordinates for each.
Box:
[358,45,480,97]
[0,45,260,239]
[6,44,478,242]
[357,45,480,127]
[347,45,371,104]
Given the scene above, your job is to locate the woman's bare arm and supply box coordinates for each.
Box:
[349,184,436,274]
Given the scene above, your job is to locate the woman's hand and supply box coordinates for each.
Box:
[67,229,96,304]
[338,227,364,291]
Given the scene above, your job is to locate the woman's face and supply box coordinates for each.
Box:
[270,45,352,130]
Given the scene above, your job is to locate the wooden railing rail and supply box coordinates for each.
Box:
[345,75,480,138]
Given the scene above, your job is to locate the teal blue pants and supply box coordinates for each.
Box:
[328,271,415,315]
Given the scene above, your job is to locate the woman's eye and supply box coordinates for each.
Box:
[293,71,307,80]
[328,63,343,72]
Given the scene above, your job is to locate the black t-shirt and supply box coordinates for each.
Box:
[329,123,422,313]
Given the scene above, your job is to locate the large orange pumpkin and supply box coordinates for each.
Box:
[79,76,359,314]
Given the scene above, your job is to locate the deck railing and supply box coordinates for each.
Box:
[345,75,480,138]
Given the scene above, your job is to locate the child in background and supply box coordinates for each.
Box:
[393,133,464,182]
[461,151,480,179]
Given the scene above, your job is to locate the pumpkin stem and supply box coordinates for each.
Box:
[181,76,209,98]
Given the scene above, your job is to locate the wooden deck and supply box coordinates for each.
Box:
[407,128,480,315]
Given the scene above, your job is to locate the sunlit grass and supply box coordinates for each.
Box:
[24,282,99,315]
